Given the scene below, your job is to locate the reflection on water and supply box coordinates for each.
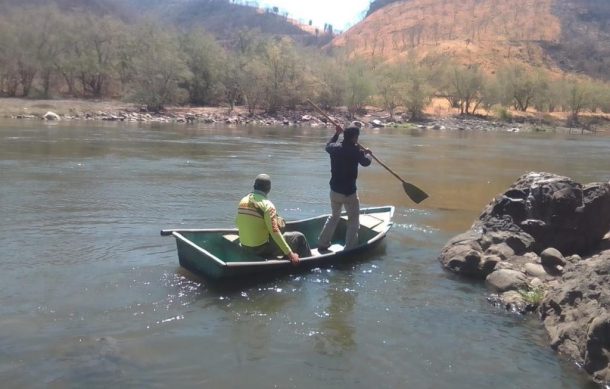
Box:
[1,120,608,388]
[314,270,357,356]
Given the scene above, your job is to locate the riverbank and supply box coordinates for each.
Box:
[1,97,607,135]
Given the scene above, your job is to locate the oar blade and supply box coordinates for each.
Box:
[402,182,429,204]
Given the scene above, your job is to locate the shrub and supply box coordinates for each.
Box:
[495,106,513,122]
[518,285,545,306]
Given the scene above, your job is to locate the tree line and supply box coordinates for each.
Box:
[0,5,608,124]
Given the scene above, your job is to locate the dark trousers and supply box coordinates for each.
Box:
[247,232,312,259]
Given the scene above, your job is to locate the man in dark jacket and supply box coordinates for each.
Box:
[317,122,372,251]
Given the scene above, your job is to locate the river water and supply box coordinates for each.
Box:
[1,119,608,388]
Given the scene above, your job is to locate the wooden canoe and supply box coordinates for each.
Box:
[161,206,394,279]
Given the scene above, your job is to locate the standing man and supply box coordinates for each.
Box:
[236,174,311,265]
[318,122,372,251]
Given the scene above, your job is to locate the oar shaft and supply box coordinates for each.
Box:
[307,99,341,128]
[368,153,405,184]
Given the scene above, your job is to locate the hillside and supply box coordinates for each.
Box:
[543,0,610,80]
[332,0,610,81]
[4,0,607,79]
[0,0,129,16]
[125,0,318,41]
[1,0,329,46]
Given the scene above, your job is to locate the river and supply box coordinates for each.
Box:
[1,119,608,388]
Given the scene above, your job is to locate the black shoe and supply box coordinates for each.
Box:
[318,245,331,253]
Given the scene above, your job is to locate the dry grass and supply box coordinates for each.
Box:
[333,0,562,74]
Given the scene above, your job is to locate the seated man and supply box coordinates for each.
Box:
[236,174,311,265]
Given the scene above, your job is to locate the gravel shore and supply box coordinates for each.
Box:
[1,97,607,135]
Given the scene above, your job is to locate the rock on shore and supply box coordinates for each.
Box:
[438,172,610,385]
[3,100,594,134]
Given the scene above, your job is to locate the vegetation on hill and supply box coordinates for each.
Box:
[366,0,400,17]
[0,0,608,128]
[127,0,334,47]
[351,0,610,82]
[0,4,340,113]
[544,0,610,81]
[0,0,128,17]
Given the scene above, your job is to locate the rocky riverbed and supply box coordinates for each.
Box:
[438,172,610,385]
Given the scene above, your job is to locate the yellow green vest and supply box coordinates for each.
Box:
[235,191,291,255]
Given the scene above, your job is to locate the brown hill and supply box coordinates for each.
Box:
[332,0,610,80]
[542,0,610,80]
[138,0,333,47]
[1,0,328,46]
[0,0,128,15]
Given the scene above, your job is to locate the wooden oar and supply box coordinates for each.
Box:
[307,99,429,204]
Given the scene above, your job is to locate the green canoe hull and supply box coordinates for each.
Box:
[161,206,394,280]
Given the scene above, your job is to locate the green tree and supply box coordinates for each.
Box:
[562,77,595,125]
[129,24,191,112]
[239,57,267,114]
[180,29,227,106]
[531,70,550,112]
[0,15,20,96]
[312,56,347,108]
[545,78,567,112]
[71,14,126,97]
[259,37,303,112]
[344,61,373,117]
[497,64,548,112]
[112,24,139,96]
[440,64,484,115]
[221,29,259,111]
[375,63,402,119]
[50,15,84,96]
[34,5,69,98]
[221,54,242,113]
[479,77,502,113]
[596,84,610,113]
[2,8,40,96]
[397,62,433,120]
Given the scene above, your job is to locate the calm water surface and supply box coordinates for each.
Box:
[1,120,608,388]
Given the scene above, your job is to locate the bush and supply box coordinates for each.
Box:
[495,106,513,122]
[518,285,545,306]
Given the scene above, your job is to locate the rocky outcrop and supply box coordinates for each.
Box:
[439,173,610,280]
[438,172,610,385]
[477,172,610,255]
[540,249,610,384]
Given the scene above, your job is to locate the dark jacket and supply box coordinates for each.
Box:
[326,133,372,196]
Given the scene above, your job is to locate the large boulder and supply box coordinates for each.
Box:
[486,269,528,292]
[479,172,610,254]
[439,172,610,278]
